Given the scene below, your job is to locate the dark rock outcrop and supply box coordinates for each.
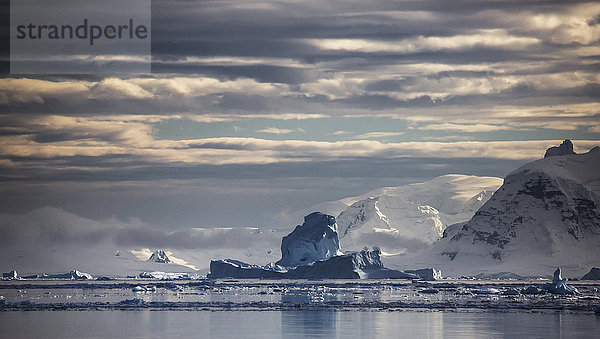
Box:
[544,139,576,158]
[581,267,600,280]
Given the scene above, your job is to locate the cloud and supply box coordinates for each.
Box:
[417,123,514,132]
[1,0,600,238]
[353,132,405,139]
[257,127,295,135]
[308,29,539,54]
[589,125,600,134]
[89,78,154,99]
[0,78,91,104]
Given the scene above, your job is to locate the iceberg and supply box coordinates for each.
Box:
[208,212,421,280]
[405,268,442,281]
[209,248,418,279]
[276,212,342,268]
[138,271,194,280]
[26,270,93,280]
[2,270,18,280]
[541,268,578,295]
[209,260,285,279]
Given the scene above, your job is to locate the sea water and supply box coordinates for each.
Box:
[1,310,599,338]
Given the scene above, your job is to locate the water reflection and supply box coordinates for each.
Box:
[282,311,337,338]
[0,310,598,338]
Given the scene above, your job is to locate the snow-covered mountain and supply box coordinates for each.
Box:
[328,174,503,251]
[430,141,600,276]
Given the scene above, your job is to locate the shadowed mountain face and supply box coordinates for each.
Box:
[439,142,600,267]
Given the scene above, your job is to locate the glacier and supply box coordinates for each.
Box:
[328,174,503,252]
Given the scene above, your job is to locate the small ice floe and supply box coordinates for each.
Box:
[472,288,501,295]
[309,295,325,303]
[119,298,146,306]
[522,286,542,295]
[163,282,184,292]
[2,270,18,280]
[132,286,145,292]
[132,285,157,293]
[96,276,114,281]
[541,268,578,295]
[139,271,192,280]
[502,288,521,296]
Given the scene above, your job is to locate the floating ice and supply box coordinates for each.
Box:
[405,268,442,281]
[26,270,93,280]
[138,271,194,280]
[541,268,578,295]
[276,212,342,268]
[2,270,17,280]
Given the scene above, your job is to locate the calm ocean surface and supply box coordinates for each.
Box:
[1,310,598,338]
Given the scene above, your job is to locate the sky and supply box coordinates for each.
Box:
[1,0,600,236]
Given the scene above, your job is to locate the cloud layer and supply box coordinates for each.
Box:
[1,0,599,228]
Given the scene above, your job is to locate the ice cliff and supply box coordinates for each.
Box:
[276,212,342,267]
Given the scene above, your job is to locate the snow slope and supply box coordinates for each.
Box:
[332,175,503,251]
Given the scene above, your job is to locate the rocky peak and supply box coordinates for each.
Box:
[148,250,172,263]
[544,139,576,158]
